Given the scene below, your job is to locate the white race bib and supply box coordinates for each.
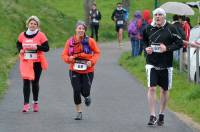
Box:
[73,63,87,71]
[92,19,99,23]
[117,20,123,25]
[151,43,161,53]
[24,52,37,60]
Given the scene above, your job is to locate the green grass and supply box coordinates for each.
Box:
[119,52,200,123]
[0,0,75,96]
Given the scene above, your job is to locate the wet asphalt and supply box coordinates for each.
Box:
[0,41,197,132]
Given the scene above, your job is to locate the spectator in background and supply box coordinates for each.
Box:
[172,15,186,61]
[142,9,152,25]
[172,15,186,40]
[181,16,190,67]
[89,3,101,42]
[128,10,143,56]
[111,2,128,48]
[141,9,152,55]
[185,16,193,29]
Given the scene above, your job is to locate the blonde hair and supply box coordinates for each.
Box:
[26,16,40,27]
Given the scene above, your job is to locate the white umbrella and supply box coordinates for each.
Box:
[160,2,195,16]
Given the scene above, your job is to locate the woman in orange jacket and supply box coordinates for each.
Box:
[61,20,100,120]
[16,16,49,112]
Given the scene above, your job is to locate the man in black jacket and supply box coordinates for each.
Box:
[143,8,183,126]
[111,2,128,48]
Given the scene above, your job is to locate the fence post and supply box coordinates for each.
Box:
[187,45,191,81]
[197,2,200,24]
[196,48,199,83]
[179,48,183,72]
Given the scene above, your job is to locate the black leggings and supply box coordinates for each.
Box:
[69,71,94,105]
[23,62,42,104]
[90,24,99,41]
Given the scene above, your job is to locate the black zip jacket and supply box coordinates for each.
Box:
[111,9,126,21]
[89,9,101,21]
[143,22,183,68]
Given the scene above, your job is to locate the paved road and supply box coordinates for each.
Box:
[0,42,197,132]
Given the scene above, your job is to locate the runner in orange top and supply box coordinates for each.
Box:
[16,16,49,113]
[62,20,100,120]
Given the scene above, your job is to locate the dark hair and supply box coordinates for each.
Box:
[181,16,186,21]
[173,15,179,21]
[92,3,96,6]
[185,17,190,23]
[117,2,122,5]
[185,17,192,28]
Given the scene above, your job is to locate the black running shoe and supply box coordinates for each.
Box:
[74,112,82,120]
[157,114,164,126]
[85,96,91,107]
[147,115,157,126]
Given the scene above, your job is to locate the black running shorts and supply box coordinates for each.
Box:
[145,65,173,91]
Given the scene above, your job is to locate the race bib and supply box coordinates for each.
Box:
[151,43,161,53]
[73,59,88,71]
[73,63,87,71]
[24,53,37,60]
[24,50,37,60]
[92,19,99,23]
[117,20,123,25]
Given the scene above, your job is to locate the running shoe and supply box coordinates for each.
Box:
[85,96,91,106]
[74,112,82,120]
[33,103,39,112]
[147,115,157,126]
[157,114,164,126]
[22,104,30,112]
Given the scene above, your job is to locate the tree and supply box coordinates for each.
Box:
[84,0,95,26]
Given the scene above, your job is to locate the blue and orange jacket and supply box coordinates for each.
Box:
[61,35,100,74]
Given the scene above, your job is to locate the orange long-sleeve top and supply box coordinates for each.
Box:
[61,36,100,74]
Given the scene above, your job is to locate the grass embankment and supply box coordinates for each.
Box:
[119,52,200,123]
[0,0,77,96]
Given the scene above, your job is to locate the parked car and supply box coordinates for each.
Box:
[189,25,200,82]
